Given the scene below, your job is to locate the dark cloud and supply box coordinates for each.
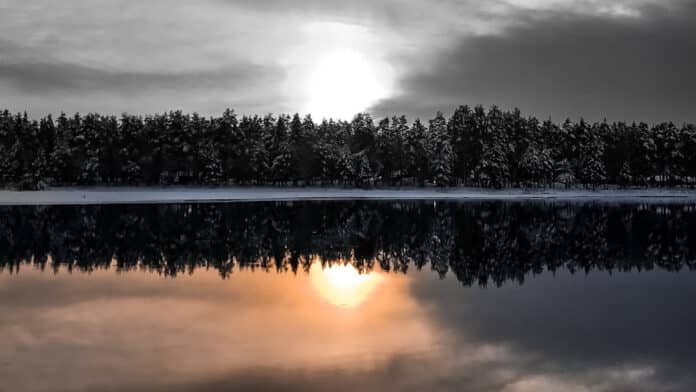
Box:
[222,0,435,24]
[371,2,696,124]
[0,37,287,116]
[0,60,283,96]
[0,271,222,313]
[94,356,510,392]
[412,269,696,390]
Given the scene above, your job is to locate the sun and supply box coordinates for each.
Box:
[309,262,383,308]
[306,49,388,120]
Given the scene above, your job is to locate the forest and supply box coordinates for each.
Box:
[1,201,695,286]
[1,106,696,189]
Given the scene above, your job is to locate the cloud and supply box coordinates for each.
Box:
[0,60,286,116]
[411,269,696,391]
[99,355,512,392]
[0,0,693,120]
[370,1,696,123]
[0,61,282,94]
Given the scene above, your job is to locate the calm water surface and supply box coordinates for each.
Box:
[1,201,696,391]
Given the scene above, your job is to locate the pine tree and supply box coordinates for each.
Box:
[404,119,428,185]
[36,114,56,187]
[0,110,15,185]
[635,122,656,186]
[374,116,406,185]
[448,105,483,184]
[353,150,373,187]
[578,122,607,188]
[391,115,408,184]
[236,115,266,184]
[475,106,510,188]
[99,115,120,184]
[505,109,534,186]
[78,113,103,184]
[288,113,314,184]
[619,161,632,186]
[520,144,553,187]
[0,106,695,189]
[119,114,144,183]
[682,124,696,187]
[52,113,82,185]
[14,113,43,189]
[349,113,376,184]
[427,112,453,187]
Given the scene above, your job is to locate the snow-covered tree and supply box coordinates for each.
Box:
[0,105,694,189]
[404,118,428,185]
[427,112,453,186]
[474,106,510,188]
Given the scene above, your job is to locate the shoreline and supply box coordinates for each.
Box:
[0,186,695,205]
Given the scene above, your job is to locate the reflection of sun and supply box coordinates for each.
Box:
[309,262,383,308]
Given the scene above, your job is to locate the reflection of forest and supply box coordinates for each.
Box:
[1,202,695,286]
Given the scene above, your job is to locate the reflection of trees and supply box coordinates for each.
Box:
[1,202,695,286]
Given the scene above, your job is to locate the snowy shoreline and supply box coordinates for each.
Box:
[0,187,695,205]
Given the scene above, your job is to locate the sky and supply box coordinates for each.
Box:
[0,0,694,123]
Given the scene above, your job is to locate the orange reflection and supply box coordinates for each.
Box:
[309,262,383,308]
[0,260,444,391]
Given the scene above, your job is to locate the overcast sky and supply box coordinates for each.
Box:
[1,0,694,123]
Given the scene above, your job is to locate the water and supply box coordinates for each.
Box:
[1,201,696,391]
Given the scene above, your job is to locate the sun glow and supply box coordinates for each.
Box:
[306,49,389,120]
[310,262,383,308]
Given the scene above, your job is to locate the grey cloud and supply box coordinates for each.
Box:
[0,60,283,95]
[90,363,696,392]
[370,2,696,124]
[101,356,509,392]
[222,0,429,22]
[411,269,696,390]
[0,43,287,116]
[0,271,225,314]
[224,0,671,27]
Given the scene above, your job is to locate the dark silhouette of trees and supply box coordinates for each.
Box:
[1,107,696,189]
[1,201,695,286]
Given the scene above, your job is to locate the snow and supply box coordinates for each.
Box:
[0,187,694,205]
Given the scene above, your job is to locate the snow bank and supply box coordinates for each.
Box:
[0,187,694,205]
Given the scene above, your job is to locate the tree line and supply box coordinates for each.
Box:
[1,106,696,189]
[2,201,695,286]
